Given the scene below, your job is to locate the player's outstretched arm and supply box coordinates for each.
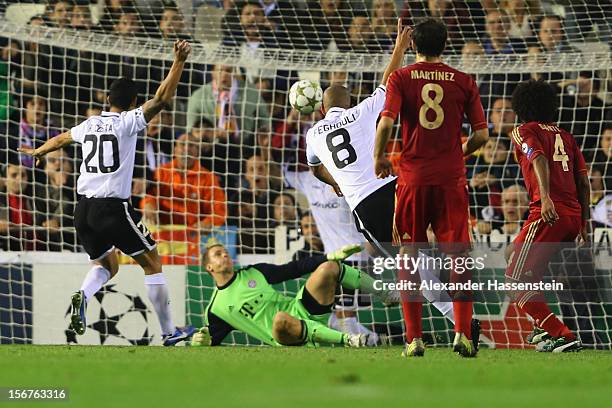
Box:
[142,40,192,122]
[256,256,333,284]
[381,19,412,86]
[326,244,363,262]
[17,131,73,166]
[462,128,490,157]
[533,155,558,225]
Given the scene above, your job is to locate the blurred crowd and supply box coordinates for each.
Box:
[0,0,610,257]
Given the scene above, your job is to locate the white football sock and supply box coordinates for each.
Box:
[430,301,455,323]
[329,315,380,346]
[144,273,175,335]
[329,313,357,333]
[328,312,339,331]
[347,318,380,344]
[417,251,455,323]
[80,265,111,302]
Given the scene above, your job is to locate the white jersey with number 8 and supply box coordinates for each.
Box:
[306,85,396,210]
[70,107,148,199]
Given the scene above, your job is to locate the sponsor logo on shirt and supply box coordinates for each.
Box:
[311,201,339,209]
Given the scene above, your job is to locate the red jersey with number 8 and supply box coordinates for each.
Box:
[381,61,487,186]
[510,122,587,217]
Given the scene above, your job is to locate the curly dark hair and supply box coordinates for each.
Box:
[511,79,559,123]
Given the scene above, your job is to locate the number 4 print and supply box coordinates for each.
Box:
[553,133,569,172]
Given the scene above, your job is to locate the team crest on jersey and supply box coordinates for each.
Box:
[248,280,257,288]
[521,142,534,159]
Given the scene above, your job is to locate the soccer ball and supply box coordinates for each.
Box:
[289,80,323,114]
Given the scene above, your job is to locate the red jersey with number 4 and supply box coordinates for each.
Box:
[510,122,587,217]
[381,61,487,185]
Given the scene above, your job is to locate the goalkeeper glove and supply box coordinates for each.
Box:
[190,327,212,347]
[326,244,363,262]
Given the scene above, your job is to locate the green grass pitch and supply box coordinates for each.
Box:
[0,346,610,408]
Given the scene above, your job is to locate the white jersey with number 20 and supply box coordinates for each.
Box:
[70,107,148,199]
[306,85,396,210]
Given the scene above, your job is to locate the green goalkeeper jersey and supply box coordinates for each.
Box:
[204,256,328,346]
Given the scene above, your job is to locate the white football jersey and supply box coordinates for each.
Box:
[70,108,148,199]
[592,194,612,227]
[306,85,397,210]
[284,169,367,262]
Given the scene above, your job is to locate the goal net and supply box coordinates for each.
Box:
[0,0,610,348]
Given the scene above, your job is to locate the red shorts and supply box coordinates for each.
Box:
[393,181,471,251]
[505,213,581,283]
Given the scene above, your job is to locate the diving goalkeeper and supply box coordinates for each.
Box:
[191,242,397,347]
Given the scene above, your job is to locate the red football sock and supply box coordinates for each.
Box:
[521,301,575,340]
[398,258,422,342]
[449,255,473,339]
[453,301,472,339]
[401,301,422,342]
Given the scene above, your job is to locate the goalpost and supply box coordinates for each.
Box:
[0,1,610,348]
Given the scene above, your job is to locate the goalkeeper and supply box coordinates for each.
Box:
[192,242,397,347]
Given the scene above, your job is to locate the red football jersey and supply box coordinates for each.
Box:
[510,122,587,217]
[381,61,487,185]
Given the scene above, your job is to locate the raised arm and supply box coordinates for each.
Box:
[256,244,362,285]
[381,19,412,86]
[374,52,404,179]
[142,40,192,122]
[17,132,73,166]
[255,256,329,284]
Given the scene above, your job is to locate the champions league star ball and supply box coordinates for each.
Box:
[64,285,154,346]
[289,80,323,114]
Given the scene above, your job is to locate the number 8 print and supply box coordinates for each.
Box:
[326,128,358,169]
[419,83,445,130]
